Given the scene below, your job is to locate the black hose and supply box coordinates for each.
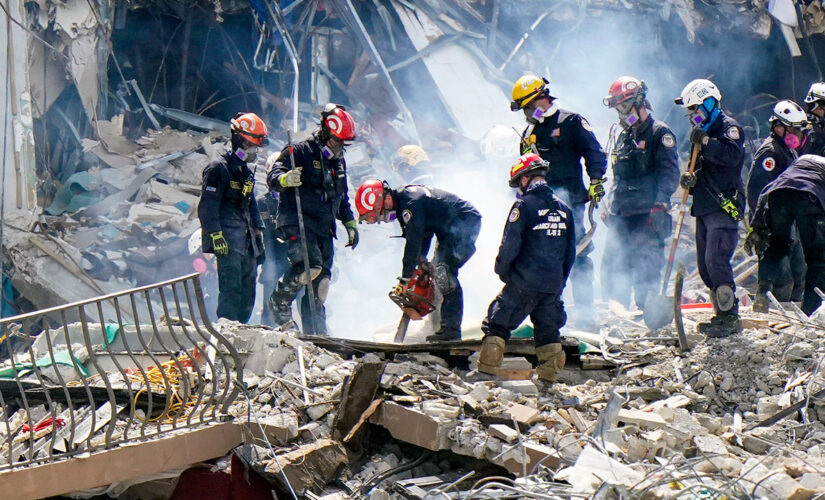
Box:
[358,450,433,495]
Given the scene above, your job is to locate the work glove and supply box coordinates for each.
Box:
[648,205,672,240]
[344,220,359,249]
[392,278,409,297]
[689,128,709,147]
[255,230,265,265]
[210,231,229,256]
[679,172,697,190]
[278,167,303,188]
[743,227,768,257]
[587,178,606,203]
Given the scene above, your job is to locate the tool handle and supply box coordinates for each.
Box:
[660,145,700,294]
[288,130,319,334]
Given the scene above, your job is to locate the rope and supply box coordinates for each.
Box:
[127,356,209,423]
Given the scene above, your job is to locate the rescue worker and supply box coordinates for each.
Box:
[256,185,287,326]
[354,180,481,341]
[804,82,825,155]
[392,145,434,184]
[747,154,825,315]
[601,76,680,309]
[477,153,575,382]
[510,74,606,330]
[197,112,267,323]
[266,103,360,335]
[746,100,809,311]
[675,79,746,338]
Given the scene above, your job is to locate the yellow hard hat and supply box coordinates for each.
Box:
[392,145,429,171]
[511,74,549,111]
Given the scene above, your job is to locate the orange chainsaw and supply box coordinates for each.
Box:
[389,261,436,343]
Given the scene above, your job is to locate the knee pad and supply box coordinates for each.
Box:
[316,276,331,303]
[715,284,736,312]
[434,263,458,294]
[298,266,323,285]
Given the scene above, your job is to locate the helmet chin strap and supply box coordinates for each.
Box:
[527,102,558,124]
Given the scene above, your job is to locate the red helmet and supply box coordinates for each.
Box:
[322,104,356,141]
[355,179,386,223]
[603,76,647,108]
[230,112,268,146]
[509,153,548,187]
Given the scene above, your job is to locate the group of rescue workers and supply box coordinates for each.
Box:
[197,73,825,384]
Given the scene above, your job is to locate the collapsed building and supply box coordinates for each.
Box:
[1,0,825,498]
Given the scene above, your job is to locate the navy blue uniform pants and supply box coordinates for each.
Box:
[434,214,481,336]
[569,202,594,317]
[482,283,567,347]
[696,211,739,291]
[602,213,668,309]
[757,227,805,302]
[278,226,334,335]
[259,237,288,326]
[216,250,257,323]
[763,190,825,315]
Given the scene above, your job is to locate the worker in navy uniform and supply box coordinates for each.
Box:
[477,154,575,382]
[675,79,746,338]
[746,100,809,312]
[509,74,606,331]
[256,178,288,326]
[804,82,825,156]
[747,155,825,315]
[198,112,267,323]
[354,180,481,341]
[266,104,360,335]
[601,76,679,309]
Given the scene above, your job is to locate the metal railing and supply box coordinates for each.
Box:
[0,273,243,470]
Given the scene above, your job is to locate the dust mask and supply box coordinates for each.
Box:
[619,109,640,129]
[784,131,805,150]
[235,145,258,163]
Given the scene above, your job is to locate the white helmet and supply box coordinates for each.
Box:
[480,125,520,158]
[805,82,825,106]
[188,229,202,255]
[674,79,722,108]
[770,100,810,128]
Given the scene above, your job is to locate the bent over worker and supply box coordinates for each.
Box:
[748,155,825,316]
[478,153,576,382]
[354,180,481,341]
[198,112,267,323]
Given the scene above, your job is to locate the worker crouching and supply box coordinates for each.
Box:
[478,154,576,382]
[354,180,481,341]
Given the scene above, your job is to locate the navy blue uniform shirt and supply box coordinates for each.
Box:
[521,108,606,205]
[689,113,746,217]
[494,182,576,294]
[198,152,264,255]
[392,185,480,278]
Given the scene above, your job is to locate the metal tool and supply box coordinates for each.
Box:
[287,131,320,335]
[644,145,700,330]
[576,202,597,256]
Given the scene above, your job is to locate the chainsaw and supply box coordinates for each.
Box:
[389,261,436,343]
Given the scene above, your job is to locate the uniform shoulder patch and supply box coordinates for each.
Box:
[725,127,741,141]
[508,207,520,223]
[402,209,413,223]
[313,160,322,169]
[580,118,594,133]
[205,186,217,192]
[762,157,776,172]
[662,134,676,148]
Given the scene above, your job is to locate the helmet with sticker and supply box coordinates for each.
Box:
[509,153,549,188]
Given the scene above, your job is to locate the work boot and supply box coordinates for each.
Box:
[703,313,742,338]
[267,295,294,327]
[477,336,506,375]
[696,288,720,333]
[753,293,770,313]
[535,343,566,382]
[426,329,462,343]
